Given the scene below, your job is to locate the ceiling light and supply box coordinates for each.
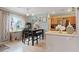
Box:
[51,11,55,14]
[25,8,30,16]
[67,7,75,14]
[31,13,34,16]
[67,9,72,12]
[26,13,30,16]
[48,14,50,18]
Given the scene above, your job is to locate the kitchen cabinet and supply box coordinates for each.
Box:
[46,31,79,52]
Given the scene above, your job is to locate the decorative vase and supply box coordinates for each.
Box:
[66,22,74,34]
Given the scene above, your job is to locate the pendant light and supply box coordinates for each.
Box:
[26,8,30,16]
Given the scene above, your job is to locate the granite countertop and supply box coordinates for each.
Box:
[45,31,79,37]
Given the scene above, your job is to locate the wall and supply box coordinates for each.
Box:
[28,14,49,32]
[27,13,76,32]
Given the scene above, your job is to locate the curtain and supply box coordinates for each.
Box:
[2,11,10,41]
[0,10,26,41]
[0,10,3,41]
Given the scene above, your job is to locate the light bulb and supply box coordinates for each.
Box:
[26,13,30,16]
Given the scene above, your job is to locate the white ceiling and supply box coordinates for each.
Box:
[1,7,75,16]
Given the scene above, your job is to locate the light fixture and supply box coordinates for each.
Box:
[25,8,34,16]
[51,11,55,14]
[77,7,79,10]
[26,13,30,16]
[72,7,75,11]
[31,13,34,16]
[67,7,75,13]
[48,14,50,18]
[25,8,30,16]
[67,8,72,12]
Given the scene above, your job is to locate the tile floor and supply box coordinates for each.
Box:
[0,39,46,52]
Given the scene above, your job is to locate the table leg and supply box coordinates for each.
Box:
[10,33,12,41]
[42,30,44,40]
[32,35,34,46]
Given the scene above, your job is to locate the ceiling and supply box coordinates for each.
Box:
[0,7,75,16]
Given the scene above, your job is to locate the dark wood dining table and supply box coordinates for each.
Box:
[29,29,44,46]
[22,29,44,46]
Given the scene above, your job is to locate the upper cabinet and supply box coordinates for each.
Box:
[50,16,76,31]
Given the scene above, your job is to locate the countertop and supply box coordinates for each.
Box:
[45,31,79,37]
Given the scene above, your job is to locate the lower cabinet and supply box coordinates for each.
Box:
[46,35,79,52]
[10,31,22,41]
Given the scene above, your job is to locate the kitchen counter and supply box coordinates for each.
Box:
[45,31,79,52]
[45,31,79,37]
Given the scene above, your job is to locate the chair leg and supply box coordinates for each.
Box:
[36,39,38,44]
[22,37,24,43]
[27,37,30,45]
[28,40,29,45]
[22,38,26,44]
[39,35,41,40]
[22,39,24,43]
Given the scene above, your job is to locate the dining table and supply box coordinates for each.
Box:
[22,29,44,46]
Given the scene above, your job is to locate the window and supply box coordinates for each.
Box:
[9,14,25,32]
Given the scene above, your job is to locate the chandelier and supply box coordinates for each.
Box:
[25,8,34,16]
[25,8,30,16]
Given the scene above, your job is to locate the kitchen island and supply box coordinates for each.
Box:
[45,31,79,52]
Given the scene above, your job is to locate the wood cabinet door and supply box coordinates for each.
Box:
[66,37,79,51]
[46,34,79,52]
[46,35,68,52]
